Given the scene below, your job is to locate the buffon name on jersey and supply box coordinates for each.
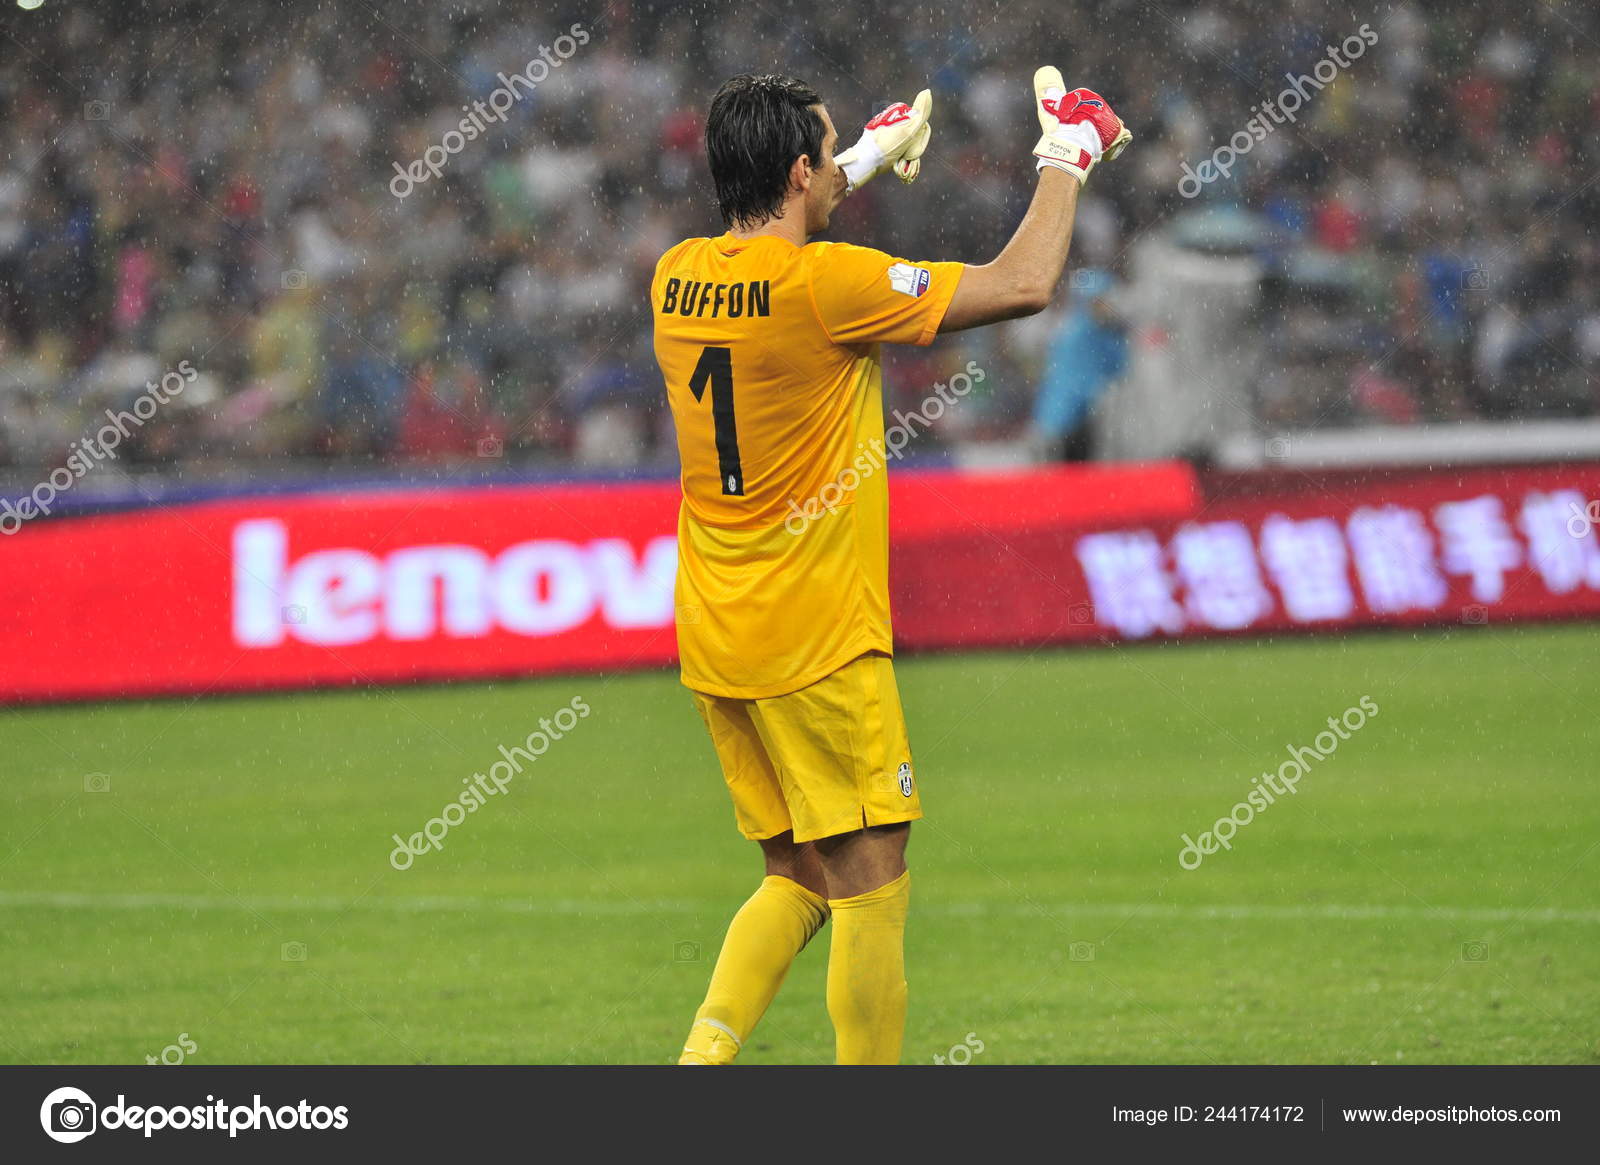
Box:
[660,277,771,318]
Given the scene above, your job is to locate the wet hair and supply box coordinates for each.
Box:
[705,73,826,230]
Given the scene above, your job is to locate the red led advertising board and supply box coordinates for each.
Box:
[2,461,1597,704]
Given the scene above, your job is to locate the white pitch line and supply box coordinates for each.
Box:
[0,890,1596,924]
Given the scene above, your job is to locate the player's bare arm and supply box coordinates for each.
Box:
[940,167,1083,331]
[941,67,1133,332]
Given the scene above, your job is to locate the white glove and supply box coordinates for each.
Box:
[1032,67,1131,186]
[836,89,933,192]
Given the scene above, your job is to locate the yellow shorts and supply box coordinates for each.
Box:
[690,652,922,844]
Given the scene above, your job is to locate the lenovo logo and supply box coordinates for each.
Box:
[232,519,677,648]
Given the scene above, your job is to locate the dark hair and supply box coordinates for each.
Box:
[705,73,826,230]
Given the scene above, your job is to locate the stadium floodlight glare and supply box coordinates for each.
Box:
[17,0,45,10]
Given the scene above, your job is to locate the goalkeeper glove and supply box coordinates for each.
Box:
[836,89,933,193]
[1032,67,1131,186]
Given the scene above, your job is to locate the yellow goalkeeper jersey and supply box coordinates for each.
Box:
[653,232,963,699]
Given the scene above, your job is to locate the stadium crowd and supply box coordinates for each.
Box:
[1,0,1597,476]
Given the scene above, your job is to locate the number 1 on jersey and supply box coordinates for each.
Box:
[688,345,743,496]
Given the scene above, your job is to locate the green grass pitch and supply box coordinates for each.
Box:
[3,625,1596,1064]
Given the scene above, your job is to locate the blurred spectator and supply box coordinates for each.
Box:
[1030,271,1128,461]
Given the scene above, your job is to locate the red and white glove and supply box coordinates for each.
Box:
[1032,67,1131,185]
[836,89,933,193]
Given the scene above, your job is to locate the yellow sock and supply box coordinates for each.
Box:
[826,870,910,1065]
[678,875,829,1064]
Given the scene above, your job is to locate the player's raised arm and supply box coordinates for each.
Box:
[939,67,1132,333]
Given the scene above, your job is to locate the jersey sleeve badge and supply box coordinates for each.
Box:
[886,262,931,298]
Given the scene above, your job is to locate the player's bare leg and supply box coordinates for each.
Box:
[759,831,829,898]
[813,823,912,1064]
[677,831,831,1064]
[814,821,907,898]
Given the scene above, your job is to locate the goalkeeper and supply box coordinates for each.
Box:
[655,67,1130,1065]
